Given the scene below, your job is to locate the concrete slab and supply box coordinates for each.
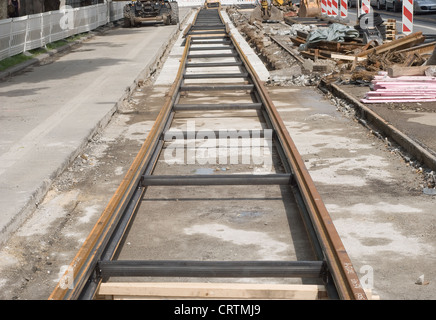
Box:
[0,8,193,245]
[154,9,269,86]
[267,86,436,299]
[221,10,269,83]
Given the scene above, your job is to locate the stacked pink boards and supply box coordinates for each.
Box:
[361,72,436,103]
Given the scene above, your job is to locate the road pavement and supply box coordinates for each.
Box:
[0,7,193,245]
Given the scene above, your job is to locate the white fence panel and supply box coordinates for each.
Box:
[0,2,129,62]
[9,16,28,57]
[0,19,12,60]
[98,3,109,26]
[25,14,43,51]
[41,12,52,47]
[50,10,69,43]
[110,2,125,21]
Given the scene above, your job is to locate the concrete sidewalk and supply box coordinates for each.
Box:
[0,8,193,245]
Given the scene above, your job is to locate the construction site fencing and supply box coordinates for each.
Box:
[0,2,128,61]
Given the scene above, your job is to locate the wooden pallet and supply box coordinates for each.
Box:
[384,19,397,42]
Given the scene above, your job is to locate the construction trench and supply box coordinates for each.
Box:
[0,3,435,302]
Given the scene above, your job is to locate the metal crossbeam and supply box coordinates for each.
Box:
[186,31,227,35]
[183,73,248,79]
[191,40,232,45]
[191,25,226,30]
[141,174,292,186]
[174,103,262,111]
[186,62,242,68]
[189,46,233,51]
[98,260,325,278]
[163,129,269,140]
[180,84,254,91]
[188,53,238,58]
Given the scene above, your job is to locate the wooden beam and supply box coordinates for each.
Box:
[356,32,425,58]
[331,53,366,61]
[97,282,328,300]
[387,65,431,77]
[396,41,436,56]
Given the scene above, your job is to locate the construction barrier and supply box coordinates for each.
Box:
[321,0,327,15]
[402,0,414,35]
[361,0,371,14]
[327,0,332,15]
[0,2,127,62]
[340,0,348,17]
[331,0,339,16]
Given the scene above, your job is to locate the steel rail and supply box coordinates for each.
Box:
[228,20,367,300]
[49,7,367,300]
[48,19,191,301]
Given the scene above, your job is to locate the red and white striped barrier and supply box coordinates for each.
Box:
[361,0,371,14]
[331,0,339,16]
[340,0,348,17]
[332,0,339,17]
[321,0,327,15]
[402,0,414,35]
[327,0,332,16]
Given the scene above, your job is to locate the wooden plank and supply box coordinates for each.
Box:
[331,53,366,61]
[290,36,306,46]
[361,98,436,103]
[396,41,436,55]
[314,40,364,52]
[372,76,436,82]
[365,95,436,99]
[366,91,436,96]
[97,282,327,300]
[387,65,431,77]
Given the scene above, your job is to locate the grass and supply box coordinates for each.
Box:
[0,54,33,71]
[0,32,89,72]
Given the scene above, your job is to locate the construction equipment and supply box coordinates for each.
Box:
[120,0,179,27]
[357,13,385,45]
[298,0,321,17]
[204,0,221,9]
[272,0,293,6]
[250,0,284,22]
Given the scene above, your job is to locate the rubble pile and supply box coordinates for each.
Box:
[226,7,334,86]
[227,6,436,94]
[285,18,436,103]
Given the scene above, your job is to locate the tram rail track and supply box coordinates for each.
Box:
[49,7,368,300]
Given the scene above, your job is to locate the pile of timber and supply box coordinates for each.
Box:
[290,29,366,61]
[361,69,436,104]
[289,23,436,103]
[291,28,435,70]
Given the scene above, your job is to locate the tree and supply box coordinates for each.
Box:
[45,0,60,11]
[0,0,7,19]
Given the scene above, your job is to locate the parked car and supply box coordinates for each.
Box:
[348,0,357,7]
[414,0,436,13]
[370,0,387,9]
[385,0,402,11]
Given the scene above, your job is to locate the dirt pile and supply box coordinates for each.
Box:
[226,7,334,86]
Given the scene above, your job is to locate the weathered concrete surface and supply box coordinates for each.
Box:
[268,86,436,299]
[0,8,192,246]
[338,84,436,164]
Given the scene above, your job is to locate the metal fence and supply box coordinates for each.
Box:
[0,2,128,61]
